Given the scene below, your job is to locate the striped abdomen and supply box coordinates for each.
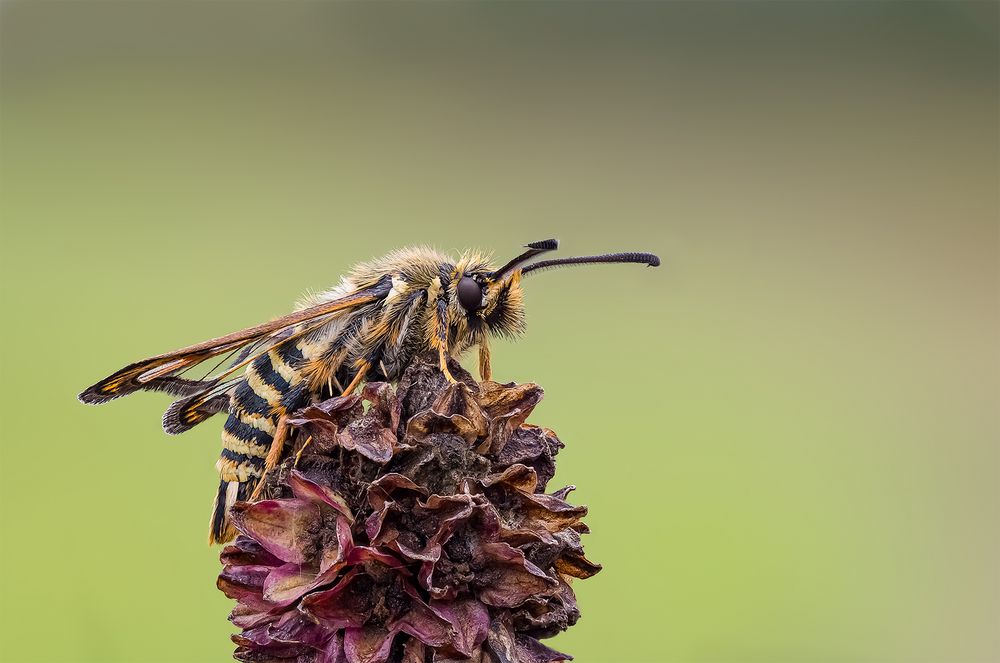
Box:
[209,342,309,543]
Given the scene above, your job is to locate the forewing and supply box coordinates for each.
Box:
[79,278,392,405]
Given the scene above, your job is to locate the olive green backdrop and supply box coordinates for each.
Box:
[1,2,997,662]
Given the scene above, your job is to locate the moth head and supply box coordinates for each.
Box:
[451,239,660,339]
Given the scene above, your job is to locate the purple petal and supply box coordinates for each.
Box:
[485,616,518,663]
[316,516,354,573]
[228,603,277,630]
[267,609,329,648]
[475,543,558,608]
[232,634,306,661]
[218,565,273,615]
[368,474,427,511]
[430,598,490,657]
[300,569,373,630]
[220,537,284,568]
[400,638,426,663]
[230,499,321,565]
[288,471,355,521]
[219,564,270,592]
[364,506,390,543]
[236,623,272,647]
[389,583,455,648]
[317,632,348,663]
[432,649,491,663]
[343,625,396,663]
[262,562,317,606]
[291,393,363,419]
[344,545,409,572]
[514,635,573,663]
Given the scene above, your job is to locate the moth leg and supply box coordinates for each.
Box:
[293,435,313,468]
[434,300,458,384]
[478,339,492,382]
[248,414,290,501]
[438,346,457,383]
[342,360,371,396]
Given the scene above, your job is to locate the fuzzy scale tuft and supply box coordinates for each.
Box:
[217,352,600,663]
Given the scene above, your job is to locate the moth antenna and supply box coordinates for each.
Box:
[521,251,659,275]
[491,238,559,281]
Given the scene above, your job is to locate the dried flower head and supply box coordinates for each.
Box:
[218,353,600,663]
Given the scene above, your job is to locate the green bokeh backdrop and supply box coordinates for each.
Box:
[1,2,997,662]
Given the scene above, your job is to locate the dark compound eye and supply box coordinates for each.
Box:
[457,276,484,311]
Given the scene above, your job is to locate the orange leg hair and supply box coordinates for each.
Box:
[341,360,371,396]
[249,414,290,500]
[438,345,457,384]
[478,340,492,381]
[248,359,370,502]
[431,301,457,384]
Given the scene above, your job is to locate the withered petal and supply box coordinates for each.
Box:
[230,499,321,565]
[343,625,396,663]
[233,636,307,662]
[476,381,544,455]
[429,598,490,658]
[300,569,373,630]
[390,583,455,648]
[549,485,576,501]
[294,394,363,418]
[406,382,489,444]
[368,473,427,511]
[513,635,572,663]
[288,471,355,522]
[361,381,402,432]
[475,543,558,608]
[221,538,284,568]
[555,550,603,579]
[401,638,426,663]
[317,632,348,663]
[262,562,318,606]
[517,493,588,534]
[228,603,275,630]
[267,609,329,649]
[484,615,518,663]
[337,424,397,464]
[481,464,539,494]
[343,544,410,572]
[511,575,580,639]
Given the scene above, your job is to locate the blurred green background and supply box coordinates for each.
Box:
[1,2,997,662]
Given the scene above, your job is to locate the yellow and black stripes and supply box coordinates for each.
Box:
[210,479,252,545]
[210,342,311,543]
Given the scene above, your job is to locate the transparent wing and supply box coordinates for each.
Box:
[79,277,392,405]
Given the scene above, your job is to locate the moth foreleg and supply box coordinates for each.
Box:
[478,339,492,382]
[433,299,457,384]
[342,360,371,396]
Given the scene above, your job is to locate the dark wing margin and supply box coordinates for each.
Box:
[78,278,392,405]
[161,379,238,435]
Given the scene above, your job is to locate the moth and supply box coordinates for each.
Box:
[80,239,659,543]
